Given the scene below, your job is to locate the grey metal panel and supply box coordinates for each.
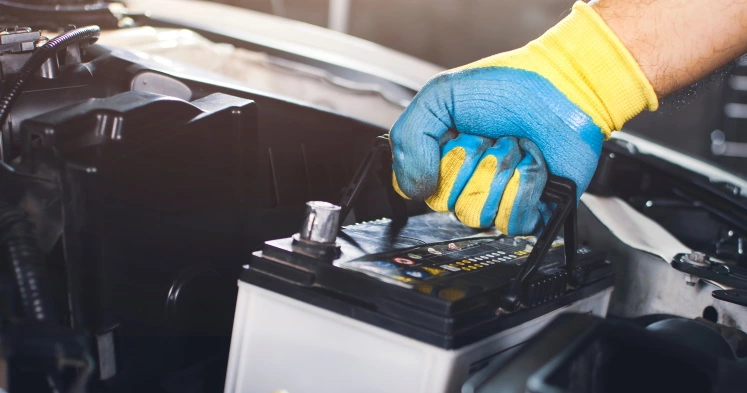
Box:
[124,0,443,92]
[578,200,747,331]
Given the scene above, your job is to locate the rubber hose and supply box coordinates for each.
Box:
[0,198,56,322]
[0,25,100,129]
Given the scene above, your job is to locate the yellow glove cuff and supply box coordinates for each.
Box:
[456,1,658,137]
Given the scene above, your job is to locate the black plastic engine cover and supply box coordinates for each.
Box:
[13,91,257,384]
[464,313,747,393]
[21,91,257,331]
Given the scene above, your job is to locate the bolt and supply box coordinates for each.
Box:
[686,251,708,266]
[685,274,700,287]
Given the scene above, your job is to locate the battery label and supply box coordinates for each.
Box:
[336,236,566,299]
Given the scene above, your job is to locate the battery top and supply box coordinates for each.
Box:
[244,212,613,348]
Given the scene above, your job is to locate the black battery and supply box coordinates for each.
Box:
[243,210,613,349]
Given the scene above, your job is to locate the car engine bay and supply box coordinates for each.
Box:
[1,1,747,393]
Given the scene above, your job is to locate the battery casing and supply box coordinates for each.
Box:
[225,213,615,393]
[225,282,611,393]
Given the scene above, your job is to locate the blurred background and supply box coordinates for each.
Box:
[200,0,746,178]
[204,0,576,68]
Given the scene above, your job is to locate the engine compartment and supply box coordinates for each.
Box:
[0,3,746,393]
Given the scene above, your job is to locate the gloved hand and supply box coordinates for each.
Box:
[390,1,658,235]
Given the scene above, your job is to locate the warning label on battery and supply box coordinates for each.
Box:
[336,236,565,296]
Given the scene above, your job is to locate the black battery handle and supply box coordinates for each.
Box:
[338,135,393,226]
[501,175,578,312]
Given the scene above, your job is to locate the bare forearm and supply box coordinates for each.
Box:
[590,0,747,98]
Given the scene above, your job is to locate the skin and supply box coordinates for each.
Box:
[590,0,747,98]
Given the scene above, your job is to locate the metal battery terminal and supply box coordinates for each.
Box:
[292,201,342,260]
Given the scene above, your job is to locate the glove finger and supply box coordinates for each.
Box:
[496,138,551,236]
[393,129,458,200]
[390,77,456,200]
[454,137,522,228]
[425,133,494,212]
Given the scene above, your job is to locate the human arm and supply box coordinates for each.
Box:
[591,0,747,98]
[389,0,747,235]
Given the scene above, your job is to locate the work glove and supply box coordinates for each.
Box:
[390,1,658,235]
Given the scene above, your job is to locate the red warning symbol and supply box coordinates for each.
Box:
[392,257,415,265]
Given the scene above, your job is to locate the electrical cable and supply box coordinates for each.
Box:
[0,25,100,160]
[0,197,80,393]
[0,197,56,322]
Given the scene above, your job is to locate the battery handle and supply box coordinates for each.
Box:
[338,136,408,232]
[501,175,578,311]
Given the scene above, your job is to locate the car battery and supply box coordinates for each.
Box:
[224,172,614,393]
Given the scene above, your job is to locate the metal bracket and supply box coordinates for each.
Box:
[672,252,747,290]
